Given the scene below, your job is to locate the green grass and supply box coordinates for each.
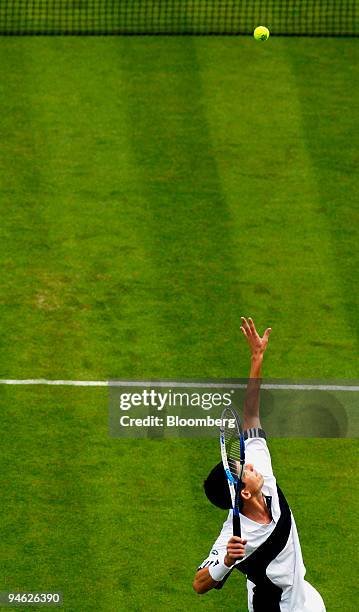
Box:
[0,387,358,611]
[0,35,358,611]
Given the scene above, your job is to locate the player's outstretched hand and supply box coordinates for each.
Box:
[224,536,247,567]
[240,317,271,357]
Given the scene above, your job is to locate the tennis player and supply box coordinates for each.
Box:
[193,317,326,612]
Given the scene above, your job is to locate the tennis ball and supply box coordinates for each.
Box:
[254,26,270,41]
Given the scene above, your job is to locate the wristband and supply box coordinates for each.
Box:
[208,560,232,582]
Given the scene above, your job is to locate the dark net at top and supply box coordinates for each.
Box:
[0,1,358,36]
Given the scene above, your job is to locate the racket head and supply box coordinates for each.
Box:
[220,407,246,536]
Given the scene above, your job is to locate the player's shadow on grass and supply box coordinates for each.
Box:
[260,389,348,438]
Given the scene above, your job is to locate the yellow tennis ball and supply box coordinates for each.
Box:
[254,26,270,41]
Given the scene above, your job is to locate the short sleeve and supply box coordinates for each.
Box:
[243,430,275,480]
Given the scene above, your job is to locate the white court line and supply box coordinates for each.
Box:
[0,379,358,391]
[0,379,108,387]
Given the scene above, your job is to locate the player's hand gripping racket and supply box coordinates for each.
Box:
[220,407,245,537]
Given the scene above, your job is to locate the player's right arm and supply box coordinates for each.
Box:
[192,567,218,594]
[193,536,247,594]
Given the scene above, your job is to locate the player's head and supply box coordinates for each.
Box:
[203,462,244,510]
[204,462,263,510]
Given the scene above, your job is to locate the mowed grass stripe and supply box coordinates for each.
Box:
[0,38,182,381]
[195,37,357,378]
[287,39,359,349]
[116,37,244,378]
[0,386,123,611]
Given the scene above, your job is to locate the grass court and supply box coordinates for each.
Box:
[0,33,358,610]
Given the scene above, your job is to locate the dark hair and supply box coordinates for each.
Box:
[203,462,245,510]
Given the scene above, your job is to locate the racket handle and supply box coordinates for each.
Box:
[233,514,242,537]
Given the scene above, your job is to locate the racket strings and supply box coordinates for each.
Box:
[221,408,245,479]
[224,427,242,479]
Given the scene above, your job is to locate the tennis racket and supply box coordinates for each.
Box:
[220,407,246,537]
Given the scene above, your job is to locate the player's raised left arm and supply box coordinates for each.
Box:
[240,317,271,431]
